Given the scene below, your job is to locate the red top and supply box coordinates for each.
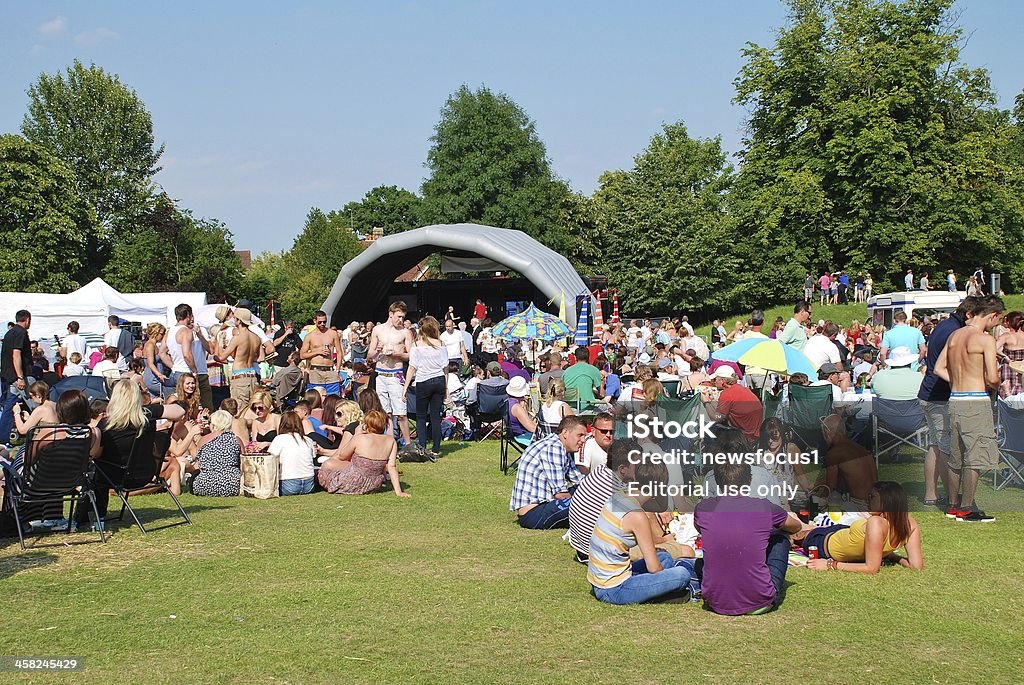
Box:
[474,303,487,320]
[716,383,764,443]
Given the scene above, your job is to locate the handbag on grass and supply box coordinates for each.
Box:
[240,453,279,499]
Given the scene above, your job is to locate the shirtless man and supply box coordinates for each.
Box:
[368,301,415,446]
[935,294,1004,522]
[300,310,343,395]
[818,413,877,505]
[216,308,261,407]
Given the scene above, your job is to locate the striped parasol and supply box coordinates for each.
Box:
[610,290,620,327]
[490,304,572,341]
[574,294,590,347]
[592,292,605,343]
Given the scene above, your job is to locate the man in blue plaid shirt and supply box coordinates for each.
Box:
[510,415,589,529]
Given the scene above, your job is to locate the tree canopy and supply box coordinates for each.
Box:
[732,0,1024,293]
[0,134,93,292]
[22,60,164,274]
[421,85,568,243]
[339,185,424,236]
[103,193,244,300]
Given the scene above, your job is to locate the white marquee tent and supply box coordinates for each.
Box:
[0,278,207,341]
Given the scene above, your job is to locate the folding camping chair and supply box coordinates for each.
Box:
[562,385,584,413]
[659,394,705,480]
[995,399,1024,490]
[500,401,527,475]
[94,427,192,534]
[473,383,508,441]
[783,384,834,453]
[7,424,106,550]
[871,398,927,468]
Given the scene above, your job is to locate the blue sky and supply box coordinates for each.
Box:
[3,1,1021,255]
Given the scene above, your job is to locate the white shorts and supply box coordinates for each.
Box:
[376,373,407,417]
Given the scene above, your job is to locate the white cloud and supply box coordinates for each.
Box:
[74,27,119,46]
[38,16,67,36]
[30,44,46,56]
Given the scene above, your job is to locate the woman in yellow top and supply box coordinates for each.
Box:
[801,481,923,574]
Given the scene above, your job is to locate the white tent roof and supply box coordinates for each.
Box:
[69,279,168,323]
[127,290,208,326]
[0,292,110,341]
[0,278,207,340]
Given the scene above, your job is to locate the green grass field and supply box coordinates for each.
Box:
[2,441,1023,684]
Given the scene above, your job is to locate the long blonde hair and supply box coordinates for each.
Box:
[105,380,148,436]
[174,372,200,419]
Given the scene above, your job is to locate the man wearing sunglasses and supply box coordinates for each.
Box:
[300,310,343,395]
[576,412,615,474]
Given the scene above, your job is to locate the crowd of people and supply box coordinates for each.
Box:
[503,292,1019,608]
[1,290,1015,610]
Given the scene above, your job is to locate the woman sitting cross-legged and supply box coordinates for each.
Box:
[800,481,923,574]
[316,409,409,497]
[588,461,692,604]
[185,410,241,497]
[268,410,316,496]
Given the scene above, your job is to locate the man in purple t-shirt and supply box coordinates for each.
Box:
[694,462,802,615]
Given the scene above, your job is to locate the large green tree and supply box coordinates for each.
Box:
[339,185,424,236]
[0,134,93,291]
[104,193,243,300]
[421,85,568,243]
[733,0,1024,293]
[594,123,739,316]
[22,60,164,274]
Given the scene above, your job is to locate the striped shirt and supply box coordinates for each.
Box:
[509,433,583,511]
[568,465,623,555]
[587,491,642,589]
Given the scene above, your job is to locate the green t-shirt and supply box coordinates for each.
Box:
[562,361,603,405]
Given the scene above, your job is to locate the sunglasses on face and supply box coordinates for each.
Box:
[594,427,614,435]
[252,405,264,411]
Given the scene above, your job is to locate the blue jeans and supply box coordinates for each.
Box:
[280,477,315,496]
[594,550,692,605]
[518,496,573,529]
[764,531,791,608]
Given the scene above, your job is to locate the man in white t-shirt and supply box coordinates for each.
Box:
[803,322,843,373]
[60,320,89,361]
[440,318,469,365]
[680,316,695,337]
[575,412,614,474]
[681,332,711,363]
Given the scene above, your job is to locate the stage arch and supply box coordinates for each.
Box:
[321,223,589,325]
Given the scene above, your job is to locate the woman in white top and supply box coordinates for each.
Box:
[402,316,449,457]
[269,410,316,495]
[538,378,573,435]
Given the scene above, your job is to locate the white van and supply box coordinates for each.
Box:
[867,291,964,328]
